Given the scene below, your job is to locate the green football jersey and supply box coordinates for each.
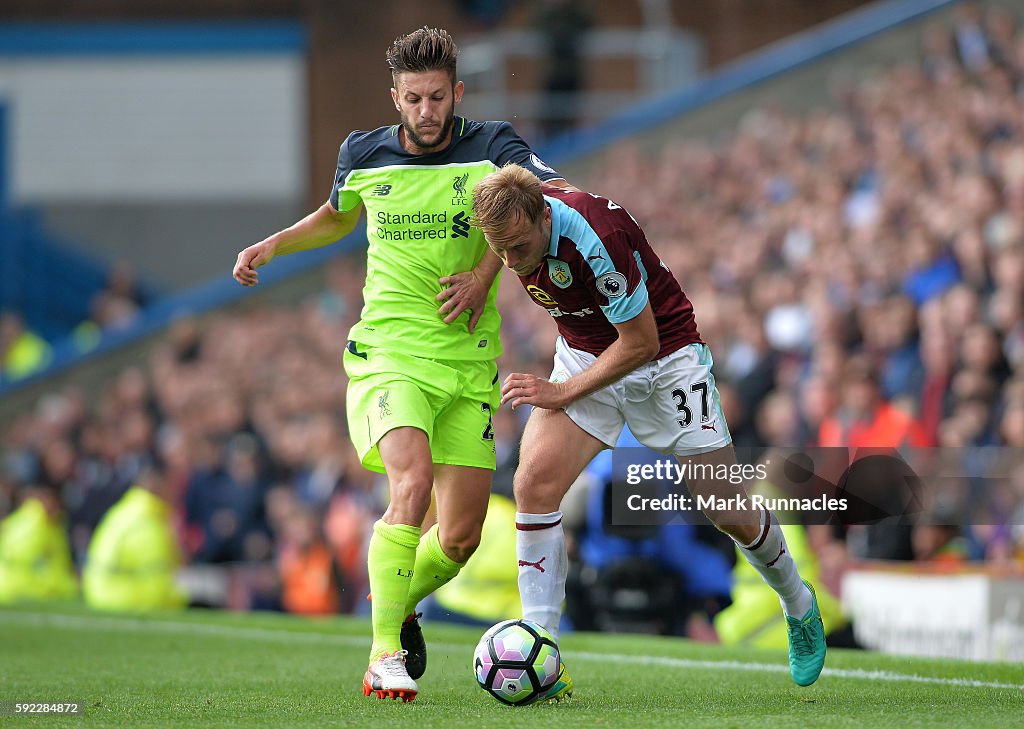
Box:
[331,116,562,361]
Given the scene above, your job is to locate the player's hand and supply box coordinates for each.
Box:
[501,373,568,411]
[233,241,276,287]
[437,271,487,332]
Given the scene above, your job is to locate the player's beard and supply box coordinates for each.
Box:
[402,109,455,151]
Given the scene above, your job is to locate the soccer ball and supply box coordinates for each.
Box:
[473,619,560,706]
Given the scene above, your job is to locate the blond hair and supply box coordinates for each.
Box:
[472,164,545,243]
[386,27,458,83]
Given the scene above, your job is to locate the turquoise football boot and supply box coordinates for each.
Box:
[787,580,827,686]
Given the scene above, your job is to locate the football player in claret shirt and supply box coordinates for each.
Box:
[233,28,576,702]
[472,164,827,690]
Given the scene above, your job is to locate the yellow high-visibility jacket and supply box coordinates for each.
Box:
[83,487,187,611]
[2,330,52,380]
[0,498,78,603]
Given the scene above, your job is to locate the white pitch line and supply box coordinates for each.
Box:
[2,611,1021,691]
[569,650,1024,690]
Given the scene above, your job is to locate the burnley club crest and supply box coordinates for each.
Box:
[548,259,572,288]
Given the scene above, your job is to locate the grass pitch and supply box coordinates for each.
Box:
[1,604,1021,728]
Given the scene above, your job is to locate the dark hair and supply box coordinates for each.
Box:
[386,26,458,82]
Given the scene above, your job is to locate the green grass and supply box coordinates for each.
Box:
[1,604,1021,728]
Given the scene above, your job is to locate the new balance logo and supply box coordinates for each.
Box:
[766,545,786,568]
[451,211,470,238]
[701,423,718,433]
[518,557,547,573]
[372,184,392,196]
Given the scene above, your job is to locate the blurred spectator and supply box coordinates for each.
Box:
[0,311,52,382]
[861,294,923,401]
[754,389,801,451]
[185,433,272,564]
[277,506,346,616]
[64,375,158,566]
[82,463,187,611]
[72,261,149,352]
[104,260,151,310]
[912,496,969,565]
[901,232,961,306]
[952,0,996,71]
[291,413,349,510]
[818,357,929,451]
[322,484,376,609]
[0,484,77,603]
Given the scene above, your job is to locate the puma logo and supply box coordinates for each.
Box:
[701,422,717,432]
[766,545,786,568]
[518,557,547,573]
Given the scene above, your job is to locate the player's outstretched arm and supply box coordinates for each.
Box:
[502,304,660,410]
[232,201,362,287]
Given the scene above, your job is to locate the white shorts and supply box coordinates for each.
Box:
[550,338,732,456]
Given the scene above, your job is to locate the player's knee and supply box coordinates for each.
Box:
[439,526,481,564]
[512,471,560,513]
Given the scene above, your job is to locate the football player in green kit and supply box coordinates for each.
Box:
[232,26,575,702]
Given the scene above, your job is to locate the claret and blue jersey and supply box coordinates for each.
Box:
[517,187,702,360]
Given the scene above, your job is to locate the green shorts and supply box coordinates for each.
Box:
[343,341,500,473]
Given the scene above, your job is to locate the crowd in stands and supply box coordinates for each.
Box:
[2,4,1024,639]
[1,260,151,385]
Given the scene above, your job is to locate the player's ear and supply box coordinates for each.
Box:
[453,80,465,105]
[390,86,400,111]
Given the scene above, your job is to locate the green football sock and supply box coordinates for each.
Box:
[404,524,465,616]
[368,519,421,663]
